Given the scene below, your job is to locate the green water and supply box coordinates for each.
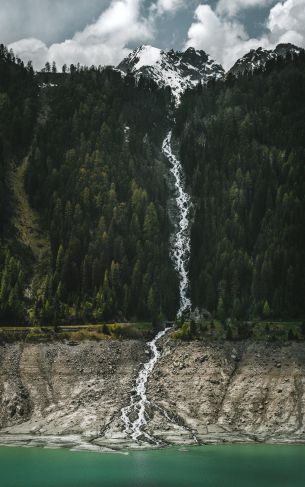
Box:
[0,444,304,487]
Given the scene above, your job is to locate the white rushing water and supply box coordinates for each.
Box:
[121,326,172,443]
[121,130,192,443]
[162,130,192,317]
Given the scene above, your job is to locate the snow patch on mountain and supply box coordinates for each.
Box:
[118,45,224,103]
[133,46,162,70]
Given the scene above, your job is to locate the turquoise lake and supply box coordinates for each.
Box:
[0,444,304,487]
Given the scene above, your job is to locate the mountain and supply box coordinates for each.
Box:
[117,45,225,102]
[229,43,304,77]
[117,44,304,101]
[1,41,305,325]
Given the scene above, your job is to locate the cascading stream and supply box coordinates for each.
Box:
[121,326,172,443]
[162,130,192,317]
[121,130,192,443]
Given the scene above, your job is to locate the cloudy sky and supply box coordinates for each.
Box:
[3,0,305,70]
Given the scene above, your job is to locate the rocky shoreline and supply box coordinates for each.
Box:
[0,431,304,453]
[0,339,304,451]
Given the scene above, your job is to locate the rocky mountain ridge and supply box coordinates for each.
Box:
[117,43,304,101]
[229,43,304,77]
[117,45,224,102]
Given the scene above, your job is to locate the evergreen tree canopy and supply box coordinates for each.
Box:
[175,52,305,320]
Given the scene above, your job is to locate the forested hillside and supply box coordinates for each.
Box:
[25,67,178,324]
[0,45,38,322]
[0,49,178,324]
[1,43,305,326]
[176,52,305,320]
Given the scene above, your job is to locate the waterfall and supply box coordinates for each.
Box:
[120,130,192,443]
[162,131,192,317]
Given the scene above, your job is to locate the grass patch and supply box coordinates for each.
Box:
[251,321,303,341]
[171,319,305,342]
[0,322,153,342]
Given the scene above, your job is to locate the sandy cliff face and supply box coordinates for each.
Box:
[0,339,304,450]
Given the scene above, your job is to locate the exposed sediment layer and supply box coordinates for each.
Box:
[0,339,304,450]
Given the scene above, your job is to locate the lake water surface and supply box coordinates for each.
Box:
[0,444,304,487]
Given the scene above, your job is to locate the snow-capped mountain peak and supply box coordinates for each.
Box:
[117,45,224,103]
[127,45,162,70]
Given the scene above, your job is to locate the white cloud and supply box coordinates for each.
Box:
[186,0,305,70]
[9,0,153,69]
[8,38,49,68]
[152,0,184,15]
[267,0,305,43]
[185,4,262,69]
[217,0,274,16]
[8,0,185,70]
[0,0,108,45]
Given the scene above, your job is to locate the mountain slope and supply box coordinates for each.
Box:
[175,50,305,320]
[22,68,179,324]
[118,45,224,102]
[0,44,38,322]
[229,43,304,77]
[1,42,305,325]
